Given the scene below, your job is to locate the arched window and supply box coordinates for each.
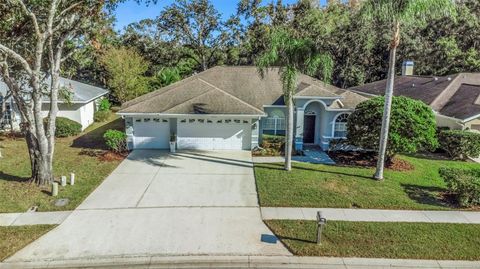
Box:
[270,109,285,119]
[334,113,349,138]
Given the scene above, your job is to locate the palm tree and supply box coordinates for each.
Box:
[360,0,456,180]
[256,27,333,171]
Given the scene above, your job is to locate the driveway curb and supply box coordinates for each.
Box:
[2,255,480,269]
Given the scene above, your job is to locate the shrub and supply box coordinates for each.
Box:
[438,130,480,160]
[440,168,480,207]
[45,117,82,137]
[347,96,438,161]
[98,98,111,111]
[94,110,110,122]
[103,129,127,153]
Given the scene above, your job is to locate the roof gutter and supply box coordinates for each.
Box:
[41,91,108,105]
[462,113,480,124]
[293,96,343,100]
[116,112,267,118]
[348,90,378,98]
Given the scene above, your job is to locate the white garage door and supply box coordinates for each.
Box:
[177,118,252,150]
[133,118,170,149]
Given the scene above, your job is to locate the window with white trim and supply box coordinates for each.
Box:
[263,109,286,134]
[334,113,349,138]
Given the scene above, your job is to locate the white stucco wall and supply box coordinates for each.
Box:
[435,114,464,130]
[41,101,95,131]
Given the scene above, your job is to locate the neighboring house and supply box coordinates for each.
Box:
[0,77,108,131]
[117,66,367,151]
[350,73,480,132]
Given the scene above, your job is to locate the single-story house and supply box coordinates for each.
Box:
[117,66,367,151]
[349,73,480,132]
[0,77,108,131]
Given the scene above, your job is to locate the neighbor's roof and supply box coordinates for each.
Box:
[0,77,108,104]
[349,73,480,121]
[119,66,367,115]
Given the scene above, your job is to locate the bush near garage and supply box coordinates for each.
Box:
[438,130,480,160]
[103,129,127,153]
[94,110,111,122]
[98,98,111,111]
[44,117,82,137]
[440,168,480,207]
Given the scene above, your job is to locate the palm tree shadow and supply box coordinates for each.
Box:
[256,163,374,181]
[401,183,452,208]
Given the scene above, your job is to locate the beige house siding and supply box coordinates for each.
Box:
[466,118,480,132]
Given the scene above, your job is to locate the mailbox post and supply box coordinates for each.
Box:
[316,211,327,245]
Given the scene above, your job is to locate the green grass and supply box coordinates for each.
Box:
[0,225,55,261]
[266,220,480,260]
[255,155,479,210]
[0,113,124,213]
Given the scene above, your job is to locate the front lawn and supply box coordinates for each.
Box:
[255,155,479,210]
[0,113,124,213]
[0,225,55,261]
[266,220,480,260]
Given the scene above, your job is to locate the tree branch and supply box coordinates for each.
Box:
[0,44,33,76]
[12,0,41,38]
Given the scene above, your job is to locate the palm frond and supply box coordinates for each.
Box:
[402,0,456,23]
[305,53,334,83]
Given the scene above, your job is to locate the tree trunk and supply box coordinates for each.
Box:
[24,125,53,185]
[374,22,400,181]
[285,95,294,171]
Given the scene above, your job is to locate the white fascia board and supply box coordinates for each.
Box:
[349,90,378,98]
[293,96,344,100]
[263,105,286,108]
[462,114,480,123]
[117,113,266,118]
[41,92,108,105]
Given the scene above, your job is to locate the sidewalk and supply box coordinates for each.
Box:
[261,207,480,223]
[1,255,480,269]
[0,211,71,226]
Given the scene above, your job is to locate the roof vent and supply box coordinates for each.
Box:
[447,77,452,81]
[412,83,415,87]
[434,77,439,81]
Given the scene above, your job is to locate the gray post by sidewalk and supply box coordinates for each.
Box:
[316,211,327,245]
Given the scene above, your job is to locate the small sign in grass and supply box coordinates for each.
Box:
[266,220,480,260]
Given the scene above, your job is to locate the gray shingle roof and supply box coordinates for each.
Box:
[0,77,108,103]
[119,66,367,115]
[349,73,480,121]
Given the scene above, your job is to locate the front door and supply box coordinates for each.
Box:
[303,115,316,143]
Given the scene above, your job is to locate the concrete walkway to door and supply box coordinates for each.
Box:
[6,150,289,264]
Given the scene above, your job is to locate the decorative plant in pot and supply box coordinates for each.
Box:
[169,133,176,153]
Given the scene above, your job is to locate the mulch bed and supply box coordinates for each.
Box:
[98,151,128,162]
[328,151,414,172]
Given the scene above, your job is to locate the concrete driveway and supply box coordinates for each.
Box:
[7,150,289,263]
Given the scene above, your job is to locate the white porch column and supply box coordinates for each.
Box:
[251,119,260,149]
[295,108,304,150]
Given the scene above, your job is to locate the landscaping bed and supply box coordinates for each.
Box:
[327,151,414,171]
[0,113,125,213]
[254,155,479,210]
[266,220,480,260]
[0,225,55,261]
[252,134,304,157]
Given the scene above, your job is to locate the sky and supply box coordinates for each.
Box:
[113,0,327,32]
